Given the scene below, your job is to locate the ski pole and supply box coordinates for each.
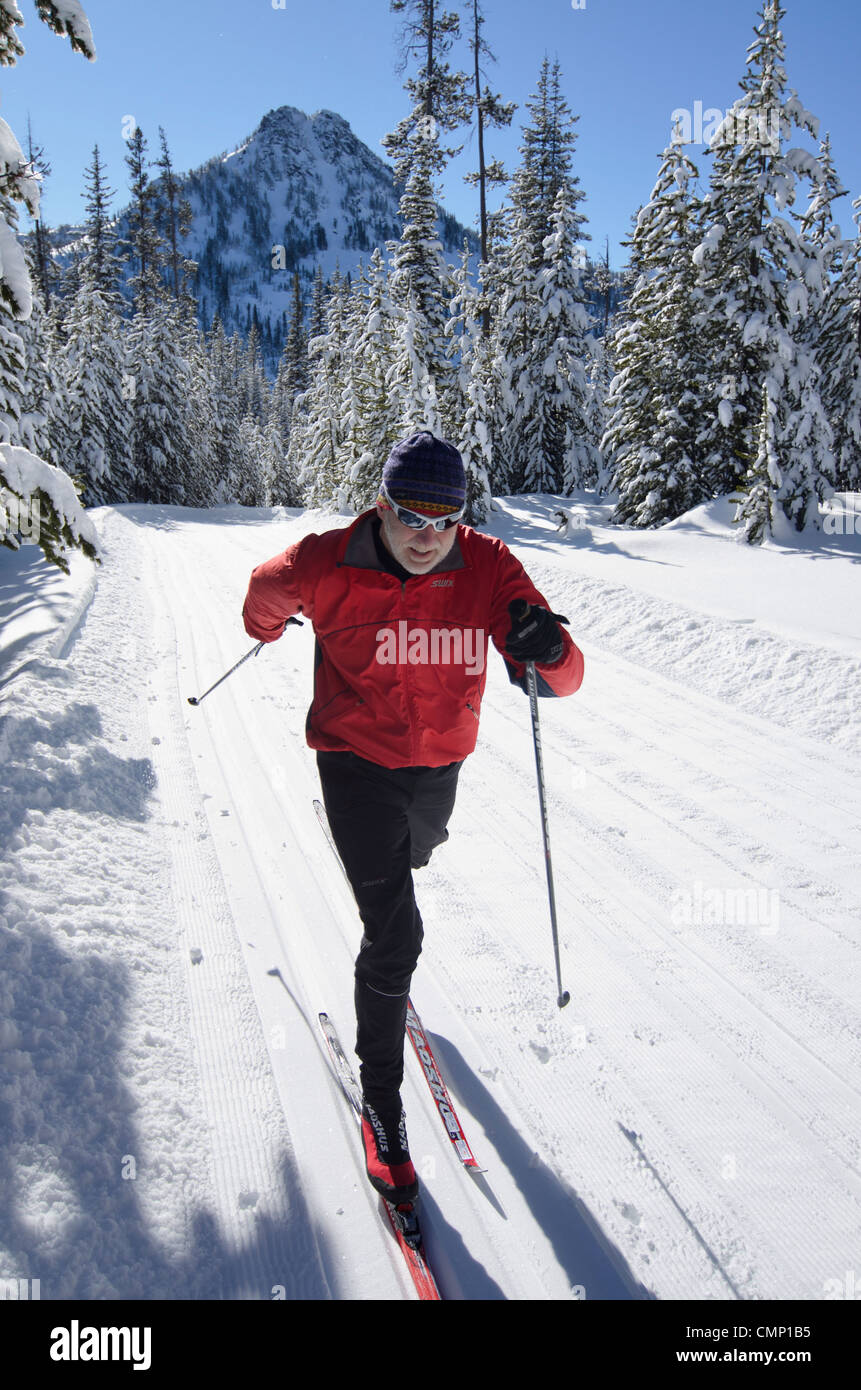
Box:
[525,657,570,1010]
[187,619,302,706]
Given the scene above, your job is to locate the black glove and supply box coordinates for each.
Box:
[505,599,569,666]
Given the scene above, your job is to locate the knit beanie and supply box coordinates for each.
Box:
[381,432,466,518]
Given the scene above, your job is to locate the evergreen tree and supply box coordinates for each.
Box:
[291,268,351,508]
[443,240,492,523]
[235,414,268,507]
[172,302,221,508]
[257,412,300,508]
[341,250,402,510]
[387,122,454,434]
[123,124,164,315]
[12,269,64,464]
[125,295,194,505]
[154,127,197,303]
[0,0,98,571]
[693,0,834,531]
[24,119,57,306]
[528,188,600,493]
[60,274,130,504]
[512,58,588,273]
[603,133,707,525]
[383,0,470,186]
[206,315,244,503]
[59,146,130,504]
[382,0,471,438]
[488,58,593,494]
[463,0,515,307]
[805,171,861,491]
[80,145,125,298]
[269,271,309,445]
[238,322,267,423]
[734,383,780,542]
[307,264,328,341]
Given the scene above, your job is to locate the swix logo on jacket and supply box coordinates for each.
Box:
[242,510,584,770]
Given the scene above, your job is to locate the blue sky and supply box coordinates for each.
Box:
[2,0,859,268]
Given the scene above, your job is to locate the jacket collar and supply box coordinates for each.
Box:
[338,509,467,575]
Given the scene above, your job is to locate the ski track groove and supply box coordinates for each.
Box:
[161,522,440,1300]
[141,516,337,1299]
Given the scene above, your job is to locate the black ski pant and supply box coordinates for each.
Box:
[316,750,462,1112]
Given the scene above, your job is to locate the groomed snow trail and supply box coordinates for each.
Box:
[2,499,858,1301]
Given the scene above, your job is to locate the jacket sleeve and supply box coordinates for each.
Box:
[488,541,584,698]
[242,537,313,642]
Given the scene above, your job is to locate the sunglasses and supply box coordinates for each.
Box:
[378,482,464,532]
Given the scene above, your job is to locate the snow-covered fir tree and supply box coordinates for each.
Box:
[463,0,515,296]
[269,272,308,449]
[238,322,268,425]
[382,0,470,440]
[340,250,402,511]
[525,187,600,493]
[383,0,470,189]
[125,295,196,506]
[442,241,493,523]
[59,146,131,504]
[123,125,164,316]
[23,119,58,308]
[603,133,707,526]
[387,108,457,437]
[205,315,245,504]
[11,270,64,465]
[59,275,130,504]
[805,173,861,492]
[693,0,835,533]
[0,0,98,571]
[291,268,351,508]
[122,125,203,505]
[488,58,594,494]
[734,382,781,542]
[154,127,197,304]
[80,144,126,295]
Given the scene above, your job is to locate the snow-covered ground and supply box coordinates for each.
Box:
[1,494,859,1301]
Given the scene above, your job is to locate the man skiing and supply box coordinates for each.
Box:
[242,431,584,1208]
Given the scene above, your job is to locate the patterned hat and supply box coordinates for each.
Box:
[381,432,466,517]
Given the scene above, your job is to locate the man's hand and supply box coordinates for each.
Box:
[505,599,569,666]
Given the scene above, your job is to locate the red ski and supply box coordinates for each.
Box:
[318,1011,441,1301]
[405,1000,483,1171]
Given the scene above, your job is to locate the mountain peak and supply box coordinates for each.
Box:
[54,103,476,374]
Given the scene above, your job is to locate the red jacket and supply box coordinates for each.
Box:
[243,510,584,769]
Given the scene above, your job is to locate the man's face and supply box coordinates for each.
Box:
[376,502,458,575]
